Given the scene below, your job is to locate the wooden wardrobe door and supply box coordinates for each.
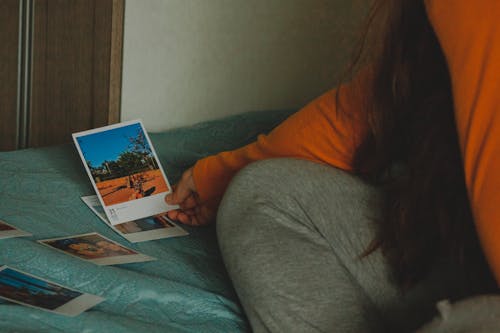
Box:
[0,0,20,151]
[29,0,123,148]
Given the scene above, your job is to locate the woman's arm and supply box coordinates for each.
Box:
[426,0,500,284]
[192,73,369,206]
[166,72,369,225]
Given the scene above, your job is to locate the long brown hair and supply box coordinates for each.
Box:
[344,0,488,287]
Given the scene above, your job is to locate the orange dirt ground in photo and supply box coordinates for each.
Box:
[96,169,169,206]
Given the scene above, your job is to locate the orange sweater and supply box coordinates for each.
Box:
[193,0,500,285]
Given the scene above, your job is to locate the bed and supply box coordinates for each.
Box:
[0,110,293,332]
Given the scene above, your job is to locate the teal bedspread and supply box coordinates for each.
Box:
[0,110,293,333]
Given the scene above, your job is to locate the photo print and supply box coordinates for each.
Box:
[81,195,188,243]
[0,220,32,239]
[38,233,155,265]
[72,120,178,224]
[0,266,103,316]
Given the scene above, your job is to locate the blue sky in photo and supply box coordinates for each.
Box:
[0,267,82,298]
[76,123,147,168]
[0,268,53,291]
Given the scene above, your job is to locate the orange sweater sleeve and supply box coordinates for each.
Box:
[426,0,500,284]
[192,73,369,205]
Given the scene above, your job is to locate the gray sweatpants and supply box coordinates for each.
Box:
[216,158,497,333]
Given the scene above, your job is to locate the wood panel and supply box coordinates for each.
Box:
[93,0,124,126]
[0,0,20,151]
[29,0,123,148]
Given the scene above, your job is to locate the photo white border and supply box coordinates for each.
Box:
[81,195,188,243]
[0,265,104,317]
[37,232,156,266]
[72,119,178,225]
[0,220,32,239]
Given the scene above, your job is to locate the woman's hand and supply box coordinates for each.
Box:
[165,167,215,226]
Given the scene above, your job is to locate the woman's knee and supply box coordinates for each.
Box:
[216,158,380,259]
[216,159,291,249]
[215,159,387,332]
[218,158,372,214]
[220,158,307,205]
[217,158,331,235]
[216,159,321,257]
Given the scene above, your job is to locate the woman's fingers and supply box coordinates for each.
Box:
[165,185,190,205]
[165,168,196,205]
[180,195,197,210]
[167,206,214,226]
[188,205,214,226]
[163,168,215,226]
[175,213,190,224]
[167,207,198,225]
[166,209,179,221]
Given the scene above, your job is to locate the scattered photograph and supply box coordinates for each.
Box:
[0,266,104,316]
[72,120,178,225]
[0,220,32,239]
[0,221,14,231]
[81,195,188,243]
[115,215,175,233]
[38,233,155,265]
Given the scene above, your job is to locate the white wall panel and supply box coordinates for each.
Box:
[121,0,366,131]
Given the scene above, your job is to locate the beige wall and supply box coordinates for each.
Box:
[121,0,366,131]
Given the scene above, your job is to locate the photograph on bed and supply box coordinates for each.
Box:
[0,220,32,239]
[81,195,188,243]
[38,232,156,265]
[72,120,178,225]
[0,266,104,317]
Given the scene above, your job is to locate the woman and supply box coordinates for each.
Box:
[166,0,500,331]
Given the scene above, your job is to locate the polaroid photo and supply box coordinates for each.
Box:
[81,195,188,243]
[0,266,104,317]
[72,120,178,225]
[38,232,156,266]
[0,220,32,239]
